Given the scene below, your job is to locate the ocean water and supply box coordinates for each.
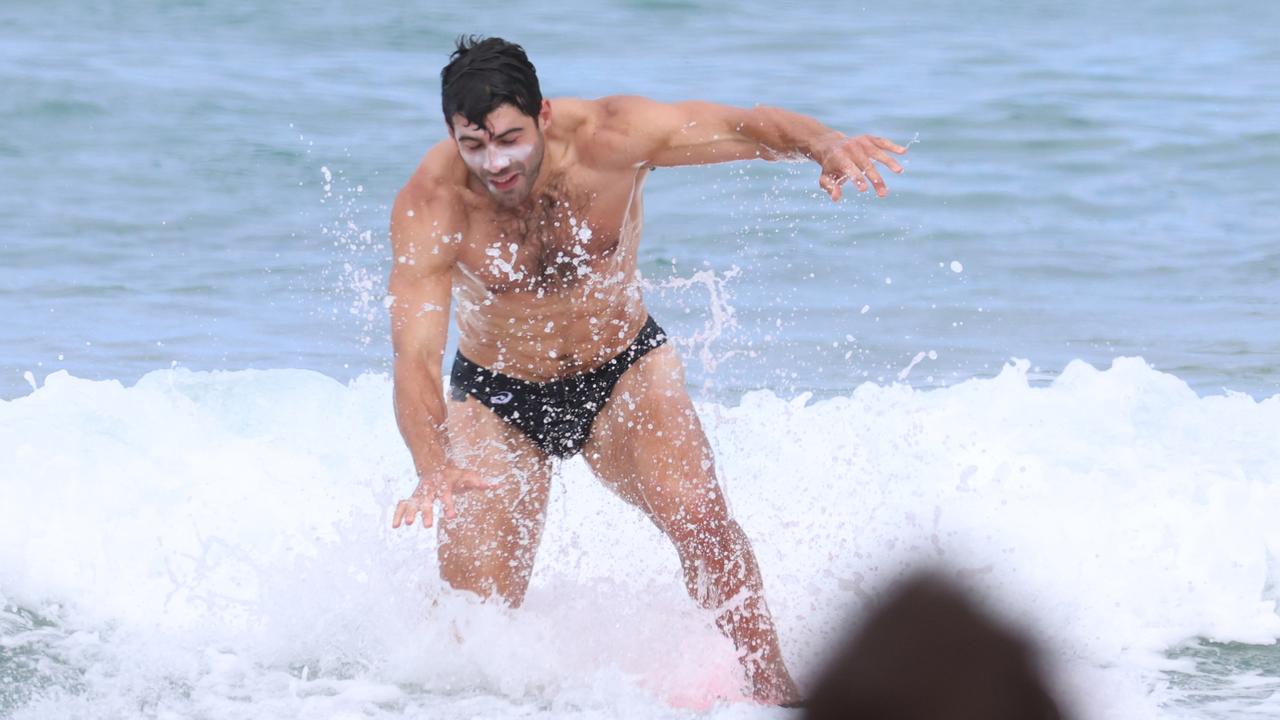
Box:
[2,2,1278,718]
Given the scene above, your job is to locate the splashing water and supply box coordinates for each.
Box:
[646,266,745,380]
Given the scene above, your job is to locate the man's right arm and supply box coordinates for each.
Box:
[387,183,484,528]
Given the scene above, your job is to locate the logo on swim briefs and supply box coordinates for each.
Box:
[490,391,514,405]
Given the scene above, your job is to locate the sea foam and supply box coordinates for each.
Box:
[1,358,1277,718]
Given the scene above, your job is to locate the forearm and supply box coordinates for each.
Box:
[738,105,908,199]
[392,365,450,482]
[740,105,842,161]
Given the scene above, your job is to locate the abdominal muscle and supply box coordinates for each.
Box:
[451,238,650,382]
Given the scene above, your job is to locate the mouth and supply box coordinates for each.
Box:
[488,172,521,192]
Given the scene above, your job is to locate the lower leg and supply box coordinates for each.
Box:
[677,520,800,704]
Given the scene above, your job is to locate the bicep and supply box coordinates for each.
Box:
[388,194,457,375]
[597,96,762,169]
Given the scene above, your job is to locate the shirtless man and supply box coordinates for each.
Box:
[388,37,905,705]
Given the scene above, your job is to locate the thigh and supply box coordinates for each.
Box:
[440,394,552,557]
[582,344,729,536]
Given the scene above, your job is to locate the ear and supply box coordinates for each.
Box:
[538,99,552,130]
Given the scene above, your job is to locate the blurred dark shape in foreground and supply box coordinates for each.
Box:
[804,572,1068,720]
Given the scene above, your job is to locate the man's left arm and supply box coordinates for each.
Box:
[591,95,907,200]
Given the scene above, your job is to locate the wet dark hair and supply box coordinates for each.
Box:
[441,36,543,130]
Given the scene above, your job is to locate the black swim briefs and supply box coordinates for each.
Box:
[448,315,668,458]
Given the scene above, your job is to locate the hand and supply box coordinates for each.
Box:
[816,134,907,200]
[391,463,491,529]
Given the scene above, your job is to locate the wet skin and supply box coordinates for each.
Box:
[387,95,905,704]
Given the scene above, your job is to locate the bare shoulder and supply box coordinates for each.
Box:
[392,141,469,273]
[557,95,681,170]
[396,139,467,218]
[578,95,671,134]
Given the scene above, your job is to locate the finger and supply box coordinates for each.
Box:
[818,173,840,201]
[871,149,904,174]
[844,165,868,193]
[397,499,421,529]
[392,500,406,528]
[419,487,437,528]
[403,503,425,529]
[872,136,908,154]
[863,164,888,197]
[834,169,855,197]
[440,484,456,522]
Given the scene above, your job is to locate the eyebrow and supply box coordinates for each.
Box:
[458,127,522,144]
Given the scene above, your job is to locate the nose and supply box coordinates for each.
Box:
[485,148,512,173]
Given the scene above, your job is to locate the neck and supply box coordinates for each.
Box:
[526,134,562,198]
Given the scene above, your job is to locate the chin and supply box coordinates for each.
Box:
[494,182,533,207]
[492,191,525,208]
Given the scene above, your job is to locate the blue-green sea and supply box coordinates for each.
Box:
[2,3,1278,719]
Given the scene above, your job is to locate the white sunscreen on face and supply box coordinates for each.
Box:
[460,141,534,176]
[486,143,532,172]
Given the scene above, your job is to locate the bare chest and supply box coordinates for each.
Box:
[458,182,634,295]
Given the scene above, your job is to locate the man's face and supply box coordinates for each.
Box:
[451,103,546,207]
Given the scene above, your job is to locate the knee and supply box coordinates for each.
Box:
[436,528,533,607]
[437,535,496,591]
